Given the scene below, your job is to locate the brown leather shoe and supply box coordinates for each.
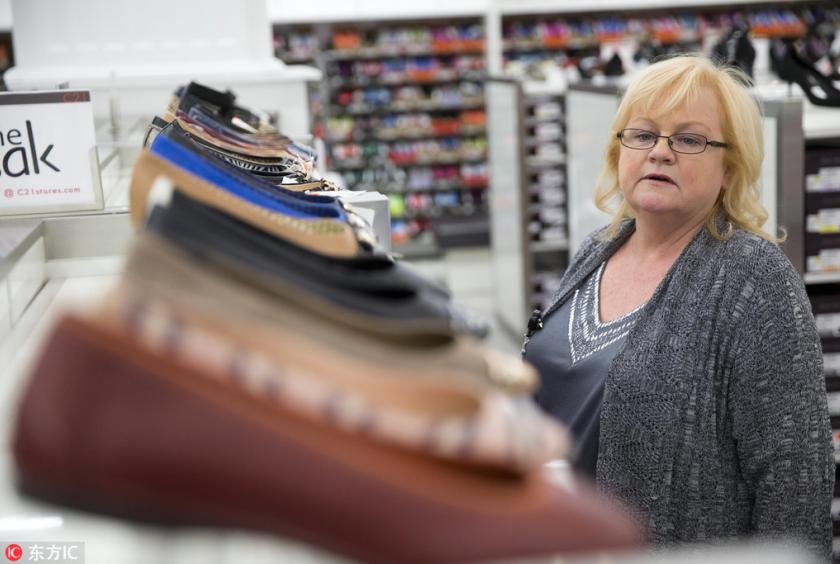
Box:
[13,315,644,563]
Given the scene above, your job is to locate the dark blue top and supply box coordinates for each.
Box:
[525,262,642,478]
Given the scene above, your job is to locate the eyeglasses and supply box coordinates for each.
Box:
[617,128,728,155]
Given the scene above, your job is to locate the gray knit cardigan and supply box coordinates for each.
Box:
[524,218,834,555]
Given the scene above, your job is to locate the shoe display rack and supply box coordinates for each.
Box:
[801,135,840,562]
[500,3,829,77]
[522,87,568,313]
[273,18,488,256]
[487,79,569,337]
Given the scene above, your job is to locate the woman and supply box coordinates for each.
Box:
[523,54,833,554]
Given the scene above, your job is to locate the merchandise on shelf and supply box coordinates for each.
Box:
[279,19,490,250]
[273,27,320,63]
[806,148,840,275]
[520,91,569,311]
[501,3,837,78]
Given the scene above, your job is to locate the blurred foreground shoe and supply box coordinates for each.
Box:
[170,81,277,135]
[123,233,530,392]
[144,191,489,338]
[13,314,644,563]
[97,283,565,473]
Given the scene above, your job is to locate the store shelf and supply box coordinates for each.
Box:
[504,34,703,53]
[435,213,491,248]
[526,155,566,168]
[326,127,487,144]
[328,73,486,90]
[323,46,484,61]
[277,54,317,65]
[530,240,569,253]
[332,155,487,170]
[525,136,564,147]
[274,18,489,249]
[803,105,840,141]
[495,0,804,16]
[377,182,488,193]
[326,100,485,117]
[504,39,602,52]
[397,208,488,221]
[805,272,840,285]
[525,115,565,126]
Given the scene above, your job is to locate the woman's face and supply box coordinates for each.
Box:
[617,87,729,224]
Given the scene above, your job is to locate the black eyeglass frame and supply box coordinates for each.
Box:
[616,128,729,154]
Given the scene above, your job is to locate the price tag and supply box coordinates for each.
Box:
[0,90,101,216]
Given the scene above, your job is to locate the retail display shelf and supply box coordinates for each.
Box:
[323,46,485,61]
[803,105,840,141]
[397,207,489,220]
[530,240,569,253]
[332,155,487,170]
[278,54,317,65]
[805,272,840,285]
[326,128,487,144]
[380,182,488,193]
[528,183,566,194]
[503,37,701,53]
[275,17,489,248]
[525,136,565,147]
[327,101,485,117]
[495,0,800,16]
[525,116,565,126]
[329,74,486,89]
[526,155,567,168]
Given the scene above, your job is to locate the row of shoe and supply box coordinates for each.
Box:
[341,162,488,192]
[389,188,486,220]
[392,217,436,246]
[331,24,484,54]
[325,111,486,143]
[11,82,644,561]
[334,82,484,110]
[503,8,810,51]
[327,54,485,85]
[706,16,840,108]
[332,137,487,166]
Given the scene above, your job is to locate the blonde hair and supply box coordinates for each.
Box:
[594,54,782,242]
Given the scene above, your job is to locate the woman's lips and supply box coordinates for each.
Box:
[642,174,677,186]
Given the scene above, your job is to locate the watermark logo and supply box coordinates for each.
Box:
[3,544,21,561]
[2,543,83,563]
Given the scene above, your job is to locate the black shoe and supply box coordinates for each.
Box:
[712,25,755,78]
[603,53,624,77]
[771,39,840,108]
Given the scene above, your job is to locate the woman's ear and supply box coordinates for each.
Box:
[721,167,732,191]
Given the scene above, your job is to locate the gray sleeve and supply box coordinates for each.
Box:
[729,267,834,556]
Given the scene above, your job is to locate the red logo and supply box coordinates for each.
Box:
[4,544,22,561]
[2,189,11,199]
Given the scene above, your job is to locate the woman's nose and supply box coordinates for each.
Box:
[647,136,676,162]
